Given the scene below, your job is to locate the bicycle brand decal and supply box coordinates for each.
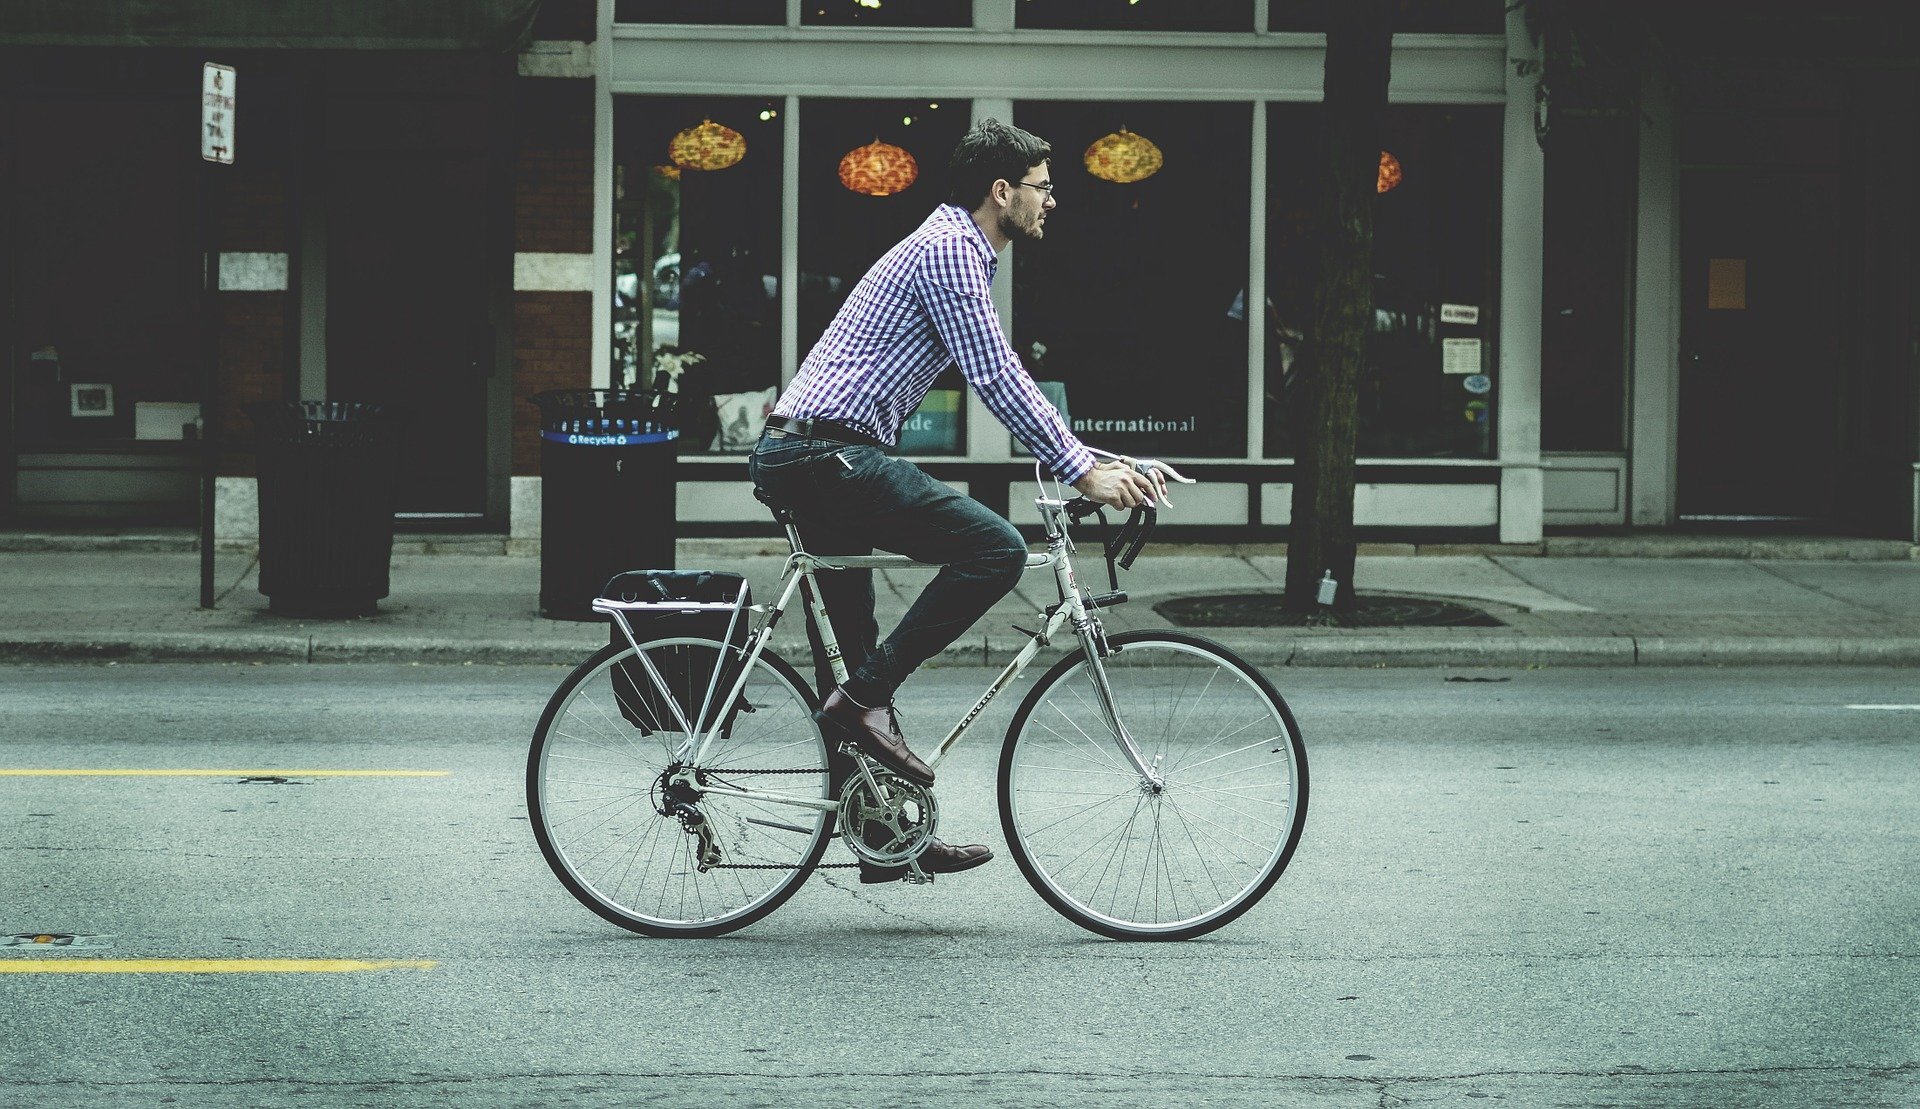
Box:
[955,663,1020,733]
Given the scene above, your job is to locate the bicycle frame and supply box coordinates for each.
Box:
[589,493,1163,819]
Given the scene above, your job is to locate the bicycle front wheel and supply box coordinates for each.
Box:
[528,638,834,938]
[999,631,1308,941]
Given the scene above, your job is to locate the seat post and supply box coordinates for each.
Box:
[751,485,807,556]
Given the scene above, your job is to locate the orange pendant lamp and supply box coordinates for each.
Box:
[839,140,919,196]
[1083,128,1163,184]
[1377,150,1403,193]
[669,119,746,171]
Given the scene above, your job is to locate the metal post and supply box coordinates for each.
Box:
[199,164,222,609]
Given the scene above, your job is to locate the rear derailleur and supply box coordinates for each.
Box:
[657,768,723,872]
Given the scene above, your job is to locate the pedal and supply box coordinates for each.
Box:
[903,859,934,885]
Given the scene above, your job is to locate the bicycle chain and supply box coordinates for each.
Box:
[697,766,859,869]
[709,863,861,870]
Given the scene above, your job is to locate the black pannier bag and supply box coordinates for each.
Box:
[602,570,752,738]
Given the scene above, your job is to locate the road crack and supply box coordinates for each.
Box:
[814,871,961,940]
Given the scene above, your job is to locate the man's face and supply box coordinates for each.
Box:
[999,163,1056,242]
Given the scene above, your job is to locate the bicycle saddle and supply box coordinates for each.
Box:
[751,485,800,527]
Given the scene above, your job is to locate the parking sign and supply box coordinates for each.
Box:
[202,63,234,164]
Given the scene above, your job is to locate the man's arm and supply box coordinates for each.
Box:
[917,238,1097,486]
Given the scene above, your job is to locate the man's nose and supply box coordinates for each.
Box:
[1044,193,1057,210]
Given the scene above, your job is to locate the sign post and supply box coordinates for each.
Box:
[199,64,233,609]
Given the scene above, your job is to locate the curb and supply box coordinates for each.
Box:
[1631,637,1920,666]
[309,635,600,665]
[0,634,310,663]
[4,634,1919,668]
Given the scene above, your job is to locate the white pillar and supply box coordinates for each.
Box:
[1246,100,1267,462]
[970,96,1016,462]
[1497,4,1546,543]
[590,0,615,389]
[1628,71,1681,527]
[780,94,800,389]
[214,476,258,547]
[973,0,1014,33]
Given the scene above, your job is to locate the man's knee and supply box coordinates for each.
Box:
[973,536,1029,590]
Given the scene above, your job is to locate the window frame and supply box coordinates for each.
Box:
[602,9,1510,467]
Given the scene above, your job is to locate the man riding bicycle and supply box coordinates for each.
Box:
[748,118,1164,883]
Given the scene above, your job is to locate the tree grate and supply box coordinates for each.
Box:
[1154,592,1504,629]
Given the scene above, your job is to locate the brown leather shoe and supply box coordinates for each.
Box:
[818,688,934,785]
[859,837,994,884]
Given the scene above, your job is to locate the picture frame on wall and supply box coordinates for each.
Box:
[70,383,115,418]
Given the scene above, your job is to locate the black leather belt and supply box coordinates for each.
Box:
[762,416,885,450]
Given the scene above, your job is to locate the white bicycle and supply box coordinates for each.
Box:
[527,453,1309,940]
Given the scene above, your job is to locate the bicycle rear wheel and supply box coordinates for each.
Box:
[528,638,834,937]
[999,630,1308,941]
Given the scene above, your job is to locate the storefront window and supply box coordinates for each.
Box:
[614,1,784,25]
[615,96,783,453]
[798,98,973,455]
[804,0,970,27]
[1269,0,1502,34]
[1017,0,1254,33]
[1541,104,1635,452]
[1012,101,1252,459]
[1264,105,1502,458]
[12,96,200,447]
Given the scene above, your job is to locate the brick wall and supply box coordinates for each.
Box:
[530,0,598,42]
[219,167,288,253]
[214,168,289,477]
[515,147,594,254]
[513,293,595,475]
[512,78,596,474]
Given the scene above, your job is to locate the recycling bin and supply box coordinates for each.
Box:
[248,401,403,617]
[532,388,678,621]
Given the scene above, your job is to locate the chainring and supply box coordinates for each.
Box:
[837,762,937,866]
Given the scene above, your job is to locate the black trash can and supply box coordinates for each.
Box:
[248,401,403,617]
[532,389,678,621]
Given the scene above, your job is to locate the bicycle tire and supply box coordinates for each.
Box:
[998,630,1308,941]
[528,638,835,938]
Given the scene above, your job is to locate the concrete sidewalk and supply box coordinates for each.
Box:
[3,534,1919,667]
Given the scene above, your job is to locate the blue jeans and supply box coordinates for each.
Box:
[747,434,1028,706]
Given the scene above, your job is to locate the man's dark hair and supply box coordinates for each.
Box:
[947,118,1051,209]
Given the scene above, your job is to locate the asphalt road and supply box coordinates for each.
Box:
[2,662,1917,1107]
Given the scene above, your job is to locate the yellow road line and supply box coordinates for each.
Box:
[0,958,438,973]
[0,769,450,777]
[0,958,437,974]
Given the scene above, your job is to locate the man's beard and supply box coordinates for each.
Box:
[1000,210,1042,241]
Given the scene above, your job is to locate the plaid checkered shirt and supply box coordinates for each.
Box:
[774,203,1096,484]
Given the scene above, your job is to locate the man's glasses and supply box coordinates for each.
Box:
[1014,181,1056,197]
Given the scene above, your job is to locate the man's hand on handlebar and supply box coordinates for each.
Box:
[1072,460,1168,511]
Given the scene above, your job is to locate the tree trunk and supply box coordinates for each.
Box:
[1285,0,1395,615]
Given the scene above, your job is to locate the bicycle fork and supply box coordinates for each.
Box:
[1048,532,1165,791]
